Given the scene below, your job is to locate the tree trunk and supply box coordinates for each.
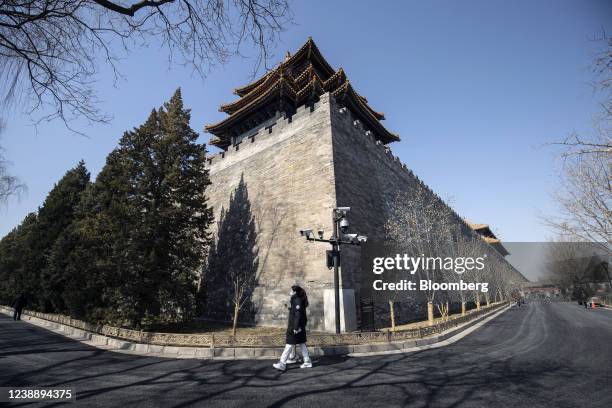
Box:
[427,302,434,326]
[485,294,490,307]
[461,301,466,316]
[232,303,240,336]
[389,300,396,331]
[476,293,481,311]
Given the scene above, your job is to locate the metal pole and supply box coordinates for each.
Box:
[333,245,340,334]
[333,210,341,334]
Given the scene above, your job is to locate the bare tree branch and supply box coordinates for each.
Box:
[0,129,25,206]
[544,34,612,247]
[0,0,292,129]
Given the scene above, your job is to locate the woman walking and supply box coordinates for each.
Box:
[273,285,312,371]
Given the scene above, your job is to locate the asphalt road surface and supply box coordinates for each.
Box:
[1,302,611,408]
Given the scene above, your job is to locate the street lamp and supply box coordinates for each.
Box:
[300,207,367,334]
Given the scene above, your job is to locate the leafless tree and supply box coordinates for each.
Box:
[545,34,611,248]
[385,181,527,326]
[230,268,254,335]
[385,185,455,325]
[545,150,611,247]
[487,256,507,303]
[0,150,24,205]
[543,239,610,298]
[0,0,292,128]
[462,238,489,311]
[447,230,482,315]
[485,248,507,305]
[544,239,583,291]
[0,125,25,205]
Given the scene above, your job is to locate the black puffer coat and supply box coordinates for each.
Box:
[286,295,307,344]
[12,294,27,310]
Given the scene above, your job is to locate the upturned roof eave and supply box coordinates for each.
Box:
[220,70,298,114]
[333,82,399,143]
[210,37,400,146]
[233,37,335,96]
[206,79,297,134]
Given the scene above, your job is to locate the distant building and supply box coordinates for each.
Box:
[523,284,561,297]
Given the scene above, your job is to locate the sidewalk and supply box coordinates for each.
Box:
[0,303,509,360]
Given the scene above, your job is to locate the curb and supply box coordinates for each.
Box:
[0,305,509,360]
[348,304,509,356]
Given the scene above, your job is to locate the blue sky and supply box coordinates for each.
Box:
[1,0,610,241]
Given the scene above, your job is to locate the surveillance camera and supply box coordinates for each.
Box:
[357,235,368,243]
[299,229,313,237]
[343,233,360,244]
[318,229,324,239]
[339,218,349,234]
[336,207,351,212]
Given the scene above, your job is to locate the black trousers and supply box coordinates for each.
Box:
[13,308,22,320]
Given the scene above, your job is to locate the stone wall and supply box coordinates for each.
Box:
[205,95,337,331]
[204,92,494,331]
[328,96,473,328]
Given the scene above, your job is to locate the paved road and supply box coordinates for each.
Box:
[1,302,611,408]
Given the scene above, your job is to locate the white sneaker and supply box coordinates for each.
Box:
[272,363,286,371]
[300,361,313,368]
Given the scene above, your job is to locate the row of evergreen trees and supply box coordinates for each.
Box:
[0,90,214,328]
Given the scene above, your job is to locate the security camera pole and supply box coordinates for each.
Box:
[300,207,367,334]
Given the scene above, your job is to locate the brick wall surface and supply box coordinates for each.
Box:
[206,95,337,330]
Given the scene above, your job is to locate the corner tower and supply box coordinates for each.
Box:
[205,37,399,150]
[204,38,400,332]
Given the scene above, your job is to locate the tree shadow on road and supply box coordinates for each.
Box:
[3,346,582,408]
[2,304,610,408]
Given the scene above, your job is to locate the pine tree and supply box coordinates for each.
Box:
[0,161,90,312]
[48,173,127,321]
[151,89,213,323]
[127,89,213,325]
[2,90,213,326]
[0,229,17,304]
[52,135,151,322]
[46,183,112,321]
[37,161,90,247]
[39,161,90,312]
[0,213,39,306]
[65,89,213,327]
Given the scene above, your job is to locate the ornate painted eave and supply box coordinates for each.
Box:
[206,37,399,150]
